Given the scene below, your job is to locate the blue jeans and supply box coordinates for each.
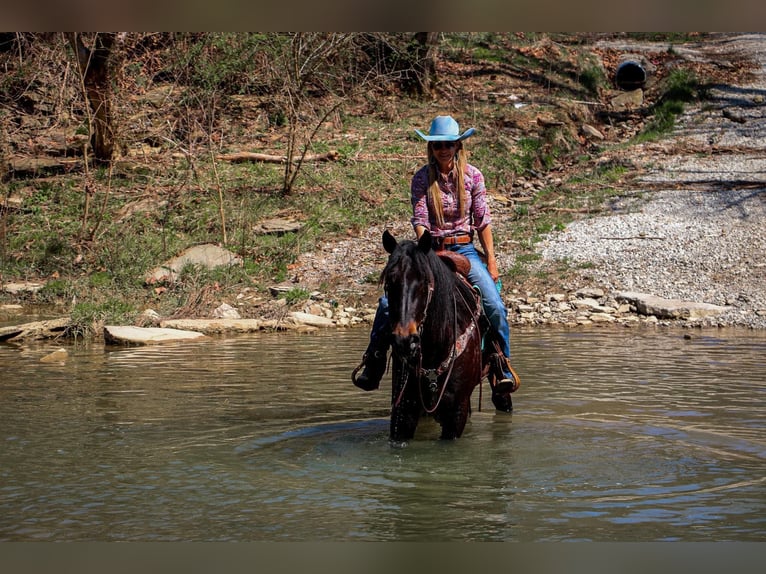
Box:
[367,243,512,361]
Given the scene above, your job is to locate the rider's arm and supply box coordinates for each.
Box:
[477,225,500,282]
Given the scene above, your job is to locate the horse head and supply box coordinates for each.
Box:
[382,230,434,364]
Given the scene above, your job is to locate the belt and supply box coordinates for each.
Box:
[435,234,472,246]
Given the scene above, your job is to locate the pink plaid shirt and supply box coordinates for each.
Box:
[410,163,491,238]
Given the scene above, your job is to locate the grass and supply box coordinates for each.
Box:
[634,69,702,143]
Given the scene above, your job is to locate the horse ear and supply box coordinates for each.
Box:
[383,229,397,254]
[418,229,432,253]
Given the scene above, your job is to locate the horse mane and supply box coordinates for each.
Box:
[424,248,477,325]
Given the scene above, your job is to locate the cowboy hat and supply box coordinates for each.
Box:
[414,115,476,142]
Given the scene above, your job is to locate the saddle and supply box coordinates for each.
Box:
[436,250,471,278]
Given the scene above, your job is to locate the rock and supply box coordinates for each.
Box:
[145,244,242,284]
[576,287,605,299]
[212,303,241,319]
[572,297,602,310]
[610,88,643,111]
[160,319,264,334]
[3,282,45,295]
[40,348,68,363]
[0,317,69,342]
[614,291,730,320]
[253,218,303,235]
[104,325,207,345]
[581,123,605,140]
[288,311,335,328]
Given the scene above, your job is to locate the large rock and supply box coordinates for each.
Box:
[160,318,264,334]
[288,311,335,327]
[104,325,207,345]
[145,244,242,284]
[614,291,730,320]
[2,282,45,294]
[0,317,69,342]
[610,88,644,111]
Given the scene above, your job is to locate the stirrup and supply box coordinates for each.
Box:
[490,354,521,395]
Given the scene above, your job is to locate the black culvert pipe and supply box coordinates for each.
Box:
[615,60,647,91]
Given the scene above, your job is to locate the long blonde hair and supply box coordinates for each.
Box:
[426,141,467,227]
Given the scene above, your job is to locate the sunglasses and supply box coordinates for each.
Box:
[431,141,458,150]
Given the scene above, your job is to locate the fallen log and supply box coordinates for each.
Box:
[217,150,339,164]
[0,317,70,342]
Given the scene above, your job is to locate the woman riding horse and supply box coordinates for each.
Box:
[353,115,518,411]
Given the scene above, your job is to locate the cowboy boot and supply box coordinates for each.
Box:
[352,344,388,391]
[485,352,515,412]
[492,353,521,395]
[491,390,513,413]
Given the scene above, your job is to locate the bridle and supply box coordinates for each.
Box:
[392,272,481,414]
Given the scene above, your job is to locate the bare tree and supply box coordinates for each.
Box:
[265,33,357,195]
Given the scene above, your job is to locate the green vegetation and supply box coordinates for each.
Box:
[635,68,702,142]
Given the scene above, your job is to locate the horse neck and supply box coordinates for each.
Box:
[422,260,471,345]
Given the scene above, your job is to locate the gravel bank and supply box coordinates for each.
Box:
[537,33,766,329]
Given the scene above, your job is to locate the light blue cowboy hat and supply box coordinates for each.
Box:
[414,115,476,142]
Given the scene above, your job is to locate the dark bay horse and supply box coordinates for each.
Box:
[381,229,484,443]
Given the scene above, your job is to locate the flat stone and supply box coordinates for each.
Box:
[576,288,605,299]
[289,311,335,327]
[614,291,729,320]
[104,325,207,345]
[3,282,45,294]
[253,218,303,235]
[160,318,263,334]
[572,297,602,310]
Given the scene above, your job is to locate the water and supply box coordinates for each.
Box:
[0,327,764,541]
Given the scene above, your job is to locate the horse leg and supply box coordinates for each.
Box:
[439,395,472,440]
[390,398,420,444]
[389,366,420,444]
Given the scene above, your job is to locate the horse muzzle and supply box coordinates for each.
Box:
[392,322,421,362]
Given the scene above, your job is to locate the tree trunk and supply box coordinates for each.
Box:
[412,32,440,96]
[67,33,116,163]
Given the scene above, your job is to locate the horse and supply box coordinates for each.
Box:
[380,229,485,443]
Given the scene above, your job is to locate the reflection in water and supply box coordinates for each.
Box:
[0,327,764,541]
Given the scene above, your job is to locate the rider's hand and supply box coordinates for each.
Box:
[486,258,500,282]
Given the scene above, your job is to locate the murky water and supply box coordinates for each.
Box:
[1,327,764,541]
